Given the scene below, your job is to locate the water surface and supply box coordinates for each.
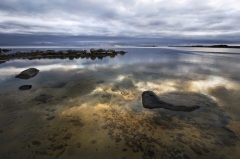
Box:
[0,48,240,159]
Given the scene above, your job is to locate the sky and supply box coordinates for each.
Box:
[0,0,240,44]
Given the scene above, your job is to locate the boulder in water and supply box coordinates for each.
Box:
[19,85,32,90]
[142,91,200,112]
[15,68,39,79]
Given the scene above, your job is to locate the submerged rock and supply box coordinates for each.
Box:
[19,85,32,90]
[15,68,39,79]
[142,91,200,112]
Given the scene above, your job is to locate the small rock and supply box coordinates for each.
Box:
[19,85,32,90]
[90,48,96,53]
[15,68,39,79]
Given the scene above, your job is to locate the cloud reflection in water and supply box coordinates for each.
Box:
[0,48,240,159]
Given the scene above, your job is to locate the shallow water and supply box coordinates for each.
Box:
[0,48,240,159]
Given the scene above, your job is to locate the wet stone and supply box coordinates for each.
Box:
[19,85,32,90]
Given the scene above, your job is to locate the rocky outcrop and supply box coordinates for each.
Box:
[0,49,127,63]
[142,91,200,112]
[0,48,11,53]
[15,68,39,79]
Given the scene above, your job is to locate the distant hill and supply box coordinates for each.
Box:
[170,44,240,48]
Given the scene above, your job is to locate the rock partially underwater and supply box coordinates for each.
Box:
[142,91,200,112]
[15,68,39,79]
[19,85,32,90]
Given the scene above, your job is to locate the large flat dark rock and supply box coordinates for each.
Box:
[142,91,200,112]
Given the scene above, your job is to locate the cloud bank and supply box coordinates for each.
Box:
[0,0,240,39]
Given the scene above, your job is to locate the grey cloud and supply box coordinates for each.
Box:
[0,0,240,42]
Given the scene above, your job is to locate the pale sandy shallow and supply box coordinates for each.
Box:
[0,48,240,159]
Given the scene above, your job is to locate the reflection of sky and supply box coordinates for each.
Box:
[1,48,240,82]
[1,48,240,159]
[168,47,240,54]
[0,47,240,119]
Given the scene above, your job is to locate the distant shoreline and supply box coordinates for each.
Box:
[169,44,240,49]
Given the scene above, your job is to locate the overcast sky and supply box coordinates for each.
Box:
[0,0,240,40]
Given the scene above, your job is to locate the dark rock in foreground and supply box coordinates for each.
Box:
[15,68,39,79]
[19,85,32,90]
[142,91,200,112]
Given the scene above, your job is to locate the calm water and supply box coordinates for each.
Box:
[0,48,240,159]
